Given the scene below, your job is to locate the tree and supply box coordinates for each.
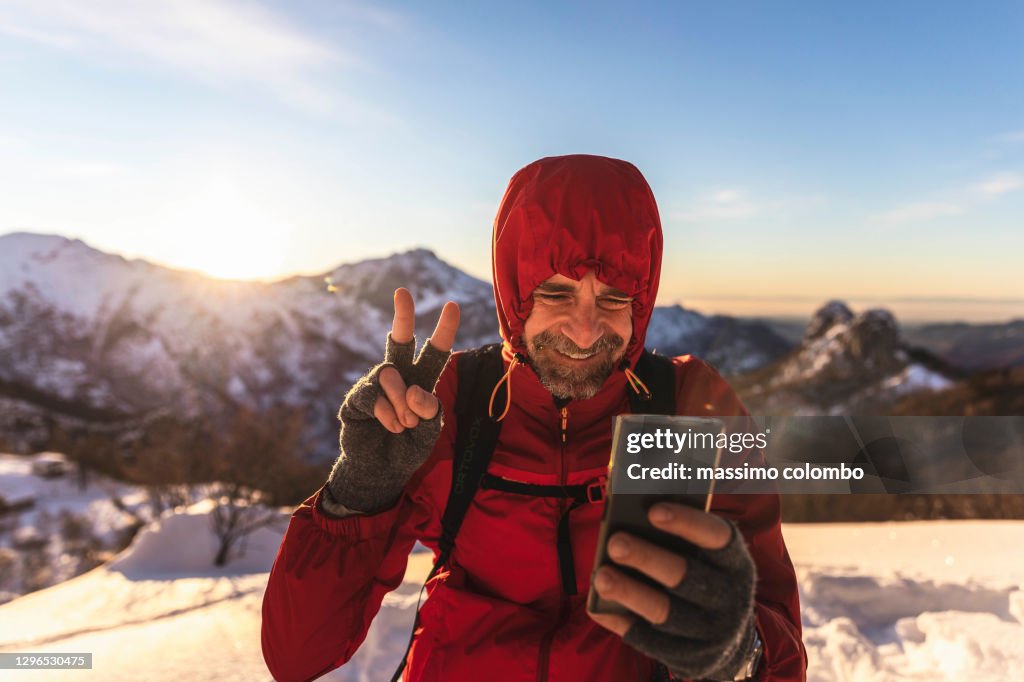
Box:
[46,426,124,491]
[206,405,325,567]
[121,415,215,517]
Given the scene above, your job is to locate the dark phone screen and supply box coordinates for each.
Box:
[588,415,725,616]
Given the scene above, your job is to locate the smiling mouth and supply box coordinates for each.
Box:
[554,349,599,361]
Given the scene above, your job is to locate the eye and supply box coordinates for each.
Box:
[535,293,572,304]
[598,297,633,311]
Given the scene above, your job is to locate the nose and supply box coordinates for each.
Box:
[560,302,603,350]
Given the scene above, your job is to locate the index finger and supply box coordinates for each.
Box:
[391,288,415,344]
[428,301,460,352]
[648,504,732,550]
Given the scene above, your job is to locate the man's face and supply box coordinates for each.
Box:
[522,270,634,400]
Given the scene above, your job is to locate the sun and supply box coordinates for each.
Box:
[184,229,288,281]
[155,174,292,281]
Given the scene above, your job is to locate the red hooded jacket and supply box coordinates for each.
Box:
[262,155,807,681]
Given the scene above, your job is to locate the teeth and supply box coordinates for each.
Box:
[560,350,595,359]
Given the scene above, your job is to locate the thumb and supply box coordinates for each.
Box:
[406,385,439,420]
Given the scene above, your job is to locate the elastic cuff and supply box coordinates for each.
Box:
[307,485,404,539]
[695,614,758,681]
[318,485,366,517]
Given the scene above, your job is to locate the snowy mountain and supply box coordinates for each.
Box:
[0,233,497,460]
[647,305,792,374]
[0,232,790,460]
[733,301,959,414]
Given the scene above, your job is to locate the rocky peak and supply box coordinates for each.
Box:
[806,300,854,340]
[847,308,902,371]
[753,300,910,389]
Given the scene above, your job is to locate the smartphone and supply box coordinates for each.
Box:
[588,415,725,617]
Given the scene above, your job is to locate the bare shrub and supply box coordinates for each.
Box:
[205,405,323,567]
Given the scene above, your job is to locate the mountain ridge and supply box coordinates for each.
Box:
[0,231,791,459]
[733,300,961,414]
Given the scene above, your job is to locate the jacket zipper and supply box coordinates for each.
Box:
[559,406,569,482]
[537,406,572,682]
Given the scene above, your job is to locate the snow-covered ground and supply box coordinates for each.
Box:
[796,522,1024,681]
[0,453,152,602]
[0,499,290,681]
[0,507,1021,680]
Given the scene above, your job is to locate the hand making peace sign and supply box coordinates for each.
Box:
[324,289,460,515]
[373,288,460,432]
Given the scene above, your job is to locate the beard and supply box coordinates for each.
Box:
[526,330,627,400]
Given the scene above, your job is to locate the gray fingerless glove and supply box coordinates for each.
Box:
[623,520,759,681]
[323,333,452,515]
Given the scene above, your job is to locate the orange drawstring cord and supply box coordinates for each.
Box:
[623,366,651,401]
[488,354,523,422]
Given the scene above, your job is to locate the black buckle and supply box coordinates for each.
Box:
[586,480,606,503]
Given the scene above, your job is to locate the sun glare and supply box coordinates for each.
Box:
[178,225,288,281]
[154,174,291,281]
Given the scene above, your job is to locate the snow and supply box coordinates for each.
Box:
[883,364,954,395]
[0,513,1022,681]
[646,304,708,342]
[108,498,285,578]
[0,499,290,681]
[0,233,165,323]
[0,453,143,543]
[0,566,272,681]
[0,233,505,459]
[794,522,1024,681]
[776,324,849,383]
[0,455,37,502]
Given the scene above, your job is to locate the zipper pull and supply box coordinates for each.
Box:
[560,407,568,443]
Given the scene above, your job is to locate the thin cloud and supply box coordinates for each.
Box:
[994,129,1024,144]
[673,188,822,224]
[711,189,743,203]
[0,0,357,113]
[0,18,76,48]
[972,172,1024,198]
[48,160,127,178]
[875,171,1022,224]
[876,202,965,225]
[674,189,757,222]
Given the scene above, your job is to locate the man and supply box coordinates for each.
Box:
[262,155,806,681]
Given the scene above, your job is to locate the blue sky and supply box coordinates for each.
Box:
[0,1,1022,321]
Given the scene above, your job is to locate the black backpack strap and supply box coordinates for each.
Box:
[439,342,507,560]
[629,350,676,416]
[391,342,506,682]
[480,473,606,504]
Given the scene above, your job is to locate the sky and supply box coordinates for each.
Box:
[0,0,1022,321]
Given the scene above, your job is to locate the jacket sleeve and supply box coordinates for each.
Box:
[673,356,808,681]
[260,355,458,682]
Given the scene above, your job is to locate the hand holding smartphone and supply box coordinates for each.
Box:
[588,415,725,617]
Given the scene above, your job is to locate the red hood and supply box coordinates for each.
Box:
[491,154,663,367]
